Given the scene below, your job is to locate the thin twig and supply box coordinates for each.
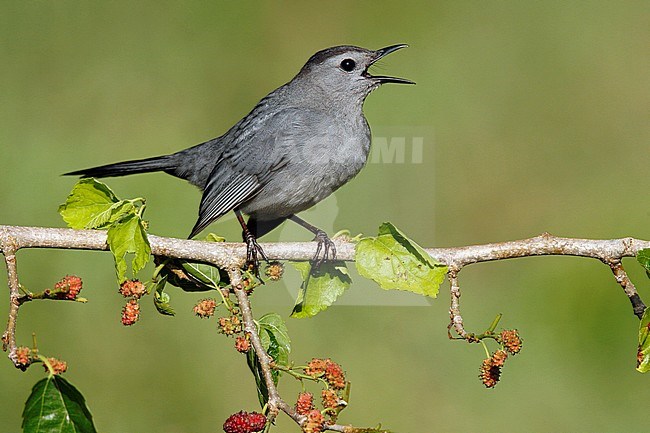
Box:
[1,239,20,363]
[607,260,646,319]
[447,269,468,339]
[226,265,377,432]
[227,265,304,425]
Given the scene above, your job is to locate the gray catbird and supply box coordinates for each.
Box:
[65,44,413,268]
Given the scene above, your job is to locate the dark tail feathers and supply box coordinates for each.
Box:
[64,155,174,178]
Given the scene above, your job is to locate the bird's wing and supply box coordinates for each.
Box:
[189,162,261,238]
[188,107,315,238]
[222,106,316,180]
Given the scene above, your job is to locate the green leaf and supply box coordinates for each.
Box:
[637,249,650,270]
[204,233,226,242]
[290,261,351,318]
[637,308,650,372]
[58,178,122,229]
[637,249,650,278]
[258,313,291,365]
[177,232,225,289]
[377,222,440,268]
[107,214,151,282]
[180,261,222,289]
[247,313,292,407]
[161,233,228,292]
[84,200,135,229]
[152,276,175,316]
[160,259,227,292]
[246,349,269,408]
[22,376,97,433]
[355,222,447,298]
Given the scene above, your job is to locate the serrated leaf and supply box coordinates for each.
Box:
[22,376,97,433]
[180,261,222,289]
[355,222,447,298]
[84,200,135,229]
[107,214,151,283]
[58,178,121,229]
[258,313,291,364]
[290,261,351,318]
[247,313,291,407]
[637,308,650,372]
[153,276,175,316]
[378,222,440,268]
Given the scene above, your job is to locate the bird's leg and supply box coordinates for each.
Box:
[288,215,337,268]
[235,210,268,276]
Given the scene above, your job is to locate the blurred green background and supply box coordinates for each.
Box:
[1,1,649,432]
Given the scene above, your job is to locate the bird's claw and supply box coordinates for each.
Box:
[311,230,337,269]
[244,233,269,280]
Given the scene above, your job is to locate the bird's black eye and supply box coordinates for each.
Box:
[340,58,356,72]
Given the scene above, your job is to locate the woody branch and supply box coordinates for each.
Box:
[1,225,648,428]
[2,226,647,344]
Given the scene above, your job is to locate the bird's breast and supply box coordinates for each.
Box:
[242,113,371,219]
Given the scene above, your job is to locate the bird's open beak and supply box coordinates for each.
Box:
[367,44,415,85]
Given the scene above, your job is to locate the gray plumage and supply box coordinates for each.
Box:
[65,44,413,243]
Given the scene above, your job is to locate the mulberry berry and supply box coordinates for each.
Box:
[223,410,266,433]
[295,392,314,415]
[194,298,217,318]
[500,329,523,355]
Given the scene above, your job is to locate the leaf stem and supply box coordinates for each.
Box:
[480,340,491,358]
[272,363,329,385]
[37,354,55,376]
[136,202,147,219]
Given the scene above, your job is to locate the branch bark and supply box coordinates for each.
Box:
[0,225,356,266]
[2,226,648,264]
[1,240,20,363]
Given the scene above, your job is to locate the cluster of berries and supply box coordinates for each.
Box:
[193,298,217,318]
[294,392,330,433]
[217,314,251,353]
[223,411,266,433]
[479,350,507,388]
[193,298,251,353]
[479,329,523,388]
[499,329,523,354]
[44,357,68,375]
[218,315,242,335]
[264,261,284,281]
[119,279,146,326]
[15,346,32,370]
[15,347,67,375]
[51,275,83,300]
[292,358,349,432]
[230,262,281,297]
[304,358,347,390]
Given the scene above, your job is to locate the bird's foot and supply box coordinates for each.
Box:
[244,232,269,280]
[311,230,337,269]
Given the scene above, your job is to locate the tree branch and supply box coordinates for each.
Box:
[2,224,649,431]
[2,226,648,264]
